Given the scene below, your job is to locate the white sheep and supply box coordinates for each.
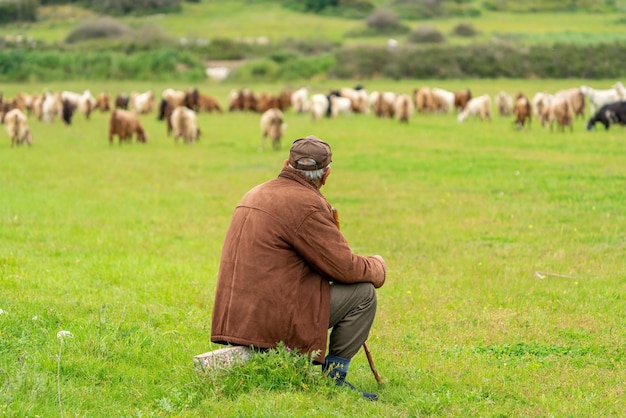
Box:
[4,108,32,147]
[260,108,286,151]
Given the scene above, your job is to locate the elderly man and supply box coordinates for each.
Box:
[211,135,386,400]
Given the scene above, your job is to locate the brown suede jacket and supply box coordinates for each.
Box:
[211,166,385,363]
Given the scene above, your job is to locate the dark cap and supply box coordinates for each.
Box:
[289,135,332,171]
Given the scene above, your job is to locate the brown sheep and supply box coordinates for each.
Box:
[108,109,147,144]
[454,88,472,112]
[197,94,223,113]
[229,88,257,112]
[513,93,532,129]
[255,92,281,113]
[260,108,285,151]
[95,92,111,112]
[555,88,585,120]
[373,91,396,118]
[3,108,32,147]
[394,94,414,123]
[541,97,574,133]
[413,87,432,113]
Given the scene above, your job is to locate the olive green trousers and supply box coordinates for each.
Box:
[328,282,377,359]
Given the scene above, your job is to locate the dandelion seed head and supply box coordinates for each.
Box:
[57,330,74,340]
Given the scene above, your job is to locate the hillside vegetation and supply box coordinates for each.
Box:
[1,0,626,81]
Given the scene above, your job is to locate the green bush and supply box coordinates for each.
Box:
[228,59,280,82]
[328,41,626,79]
[279,37,340,56]
[0,48,205,82]
[0,0,38,24]
[65,17,131,44]
[282,0,374,18]
[407,25,446,44]
[277,53,335,80]
[366,8,400,30]
[452,22,478,37]
[84,0,182,16]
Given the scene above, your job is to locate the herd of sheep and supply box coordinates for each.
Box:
[2,81,626,148]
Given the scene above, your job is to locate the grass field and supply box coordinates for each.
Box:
[1,79,626,416]
[3,1,626,47]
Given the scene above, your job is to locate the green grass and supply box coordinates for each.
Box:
[3,2,626,46]
[1,79,626,416]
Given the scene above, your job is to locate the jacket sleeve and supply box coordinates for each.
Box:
[292,208,385,286]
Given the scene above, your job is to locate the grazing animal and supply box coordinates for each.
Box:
[394,94,414,123]
[532,92,553,119]
[291,87,310,113]
[3,108,32,147]
[170,106,200,144]
[131,90,155,115]
[95,92,111,112]
[61,90,95,120]
[255,92,283,113]
[513,93,532,129]
[454,88,472,112]
[115,93,130,109]
[61,99,77,126]
[42,92,63,123]
[260,108,286,151]
[496,91,514,116]
[431,87,455,113]
[555,88,585,119]
[228,88,257,112]
[32,93,45,121]
[586,101,626,130]
[457,94,491,122]
[0,95,16,122]
[413,87,433,113]
[580,85,623,115]
[339,86,369,113]
[541,96,574,132]
[310,94,329,121]
[373,91,396,118]
[329,93,353,119]
[108,109,147,144]
[197,94,223,113]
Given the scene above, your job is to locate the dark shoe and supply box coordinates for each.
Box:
[339,379,379,401]
[323,354,378,401]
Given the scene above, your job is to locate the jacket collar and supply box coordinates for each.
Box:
[278,166,323,194]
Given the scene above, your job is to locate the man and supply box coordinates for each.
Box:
[211,135,386,400]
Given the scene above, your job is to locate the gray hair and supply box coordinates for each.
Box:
[289,158,330,181]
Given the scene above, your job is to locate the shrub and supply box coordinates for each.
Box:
[276,53,335,80]
[282,0,374,18]
[390,0,443,19]
[452,23,478,37]
[366,8,401,30]
[85,0,182,16]
[0,0,38,24]
[407,25,446,44]
[279,37,340,56]
[65,18,131,44]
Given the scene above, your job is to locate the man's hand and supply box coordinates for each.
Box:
[370,255,386,288]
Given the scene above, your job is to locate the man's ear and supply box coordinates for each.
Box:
[321,166,331,186]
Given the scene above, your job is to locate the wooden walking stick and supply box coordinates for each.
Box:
[331,207,384,385]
